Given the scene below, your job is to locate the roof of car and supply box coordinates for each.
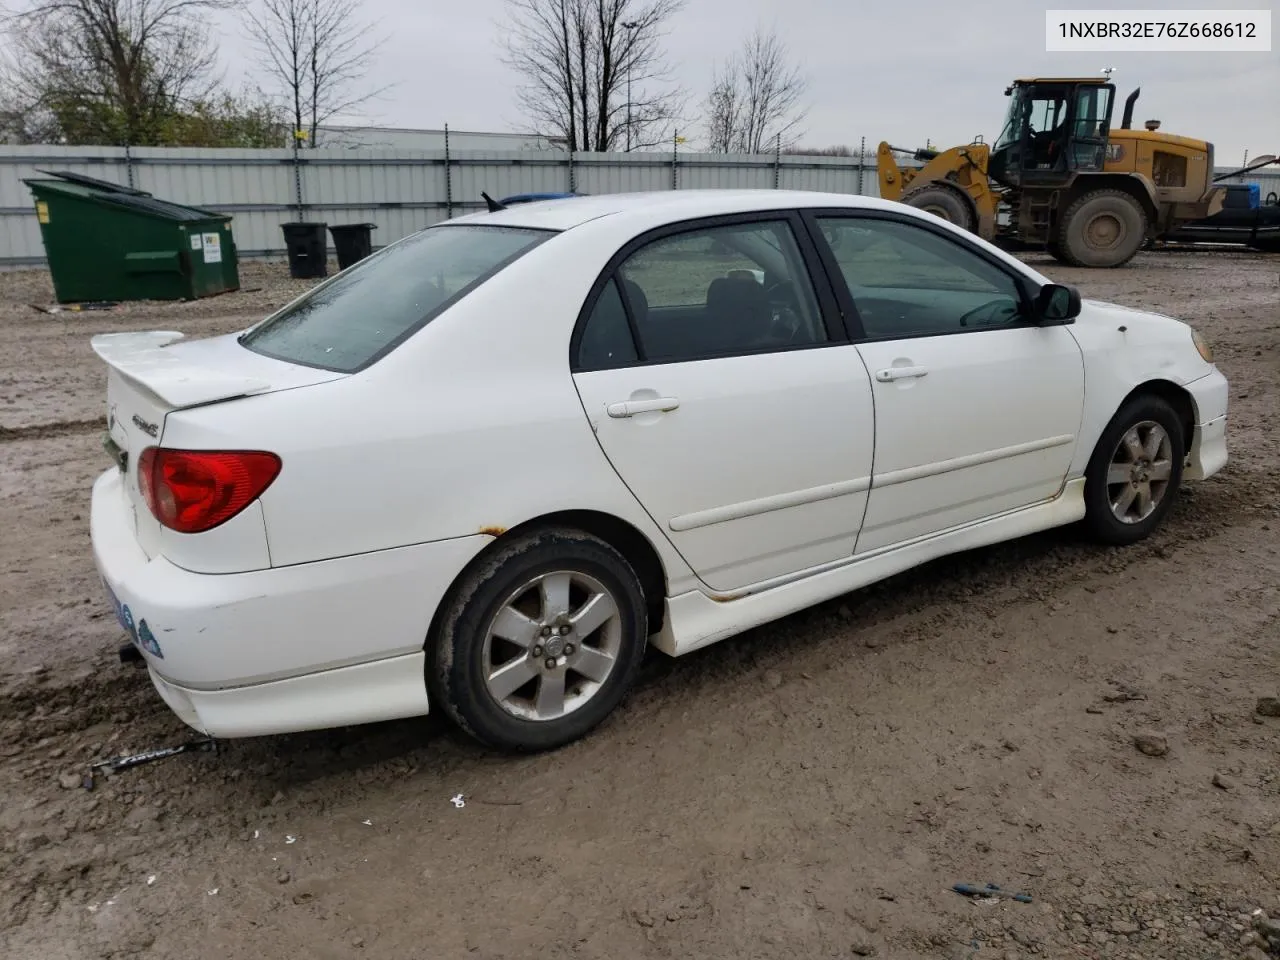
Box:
[446,189,902,232]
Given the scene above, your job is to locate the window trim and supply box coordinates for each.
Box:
[569,210,849,374]
[798,208,1043,345]
[577,275,642,369]
[240,223,558,375]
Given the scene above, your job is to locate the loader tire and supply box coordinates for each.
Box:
[901,185,975,232]
[1057,189,1147,267]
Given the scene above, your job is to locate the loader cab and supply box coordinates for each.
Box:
[989,79,1116,187]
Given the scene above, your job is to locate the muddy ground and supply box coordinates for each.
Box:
[1,249,1278,960]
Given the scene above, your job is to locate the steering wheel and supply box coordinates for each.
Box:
[755,279,805,346]
[765,279,800,311]
[958,297,1016,328]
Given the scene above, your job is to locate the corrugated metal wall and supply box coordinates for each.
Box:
[0,144,880,266]
[2,143,1275,267]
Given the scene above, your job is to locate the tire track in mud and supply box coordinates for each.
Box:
[0,418,102,443]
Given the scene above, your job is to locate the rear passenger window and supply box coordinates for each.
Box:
[601,220,827,365]
[577,279,638,370]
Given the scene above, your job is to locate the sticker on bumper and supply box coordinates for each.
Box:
[136,619,164,659]
[102,581,164,659]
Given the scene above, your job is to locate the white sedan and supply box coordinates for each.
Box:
[89,189,1229,751]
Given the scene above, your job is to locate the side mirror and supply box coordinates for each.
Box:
[1034,282,1081,324]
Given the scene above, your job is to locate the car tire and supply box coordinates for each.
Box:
[1083,393,1186,546]
[1056,189,1148,268]
[901,185,975,232]
[429,527,648,752]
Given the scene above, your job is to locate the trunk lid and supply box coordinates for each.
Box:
[93,330,344,558]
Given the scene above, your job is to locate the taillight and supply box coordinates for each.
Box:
[137,448,282,534]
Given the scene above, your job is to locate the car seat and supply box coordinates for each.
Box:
[704,276,774,353]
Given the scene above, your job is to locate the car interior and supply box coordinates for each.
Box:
[575,216,1031,370]
[622,271,823,361]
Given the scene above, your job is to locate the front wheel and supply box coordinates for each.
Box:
[1083,394,1186,545]
[1057,189,1148,267]
[429,528,648,752]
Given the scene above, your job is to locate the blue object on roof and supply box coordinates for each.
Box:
[498,192,583,205]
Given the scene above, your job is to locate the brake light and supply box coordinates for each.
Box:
[137,448,282,534]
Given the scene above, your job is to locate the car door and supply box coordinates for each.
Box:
[570,213,877,593]
[804,211,1086,555]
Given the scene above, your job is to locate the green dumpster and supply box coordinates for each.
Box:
[24,170,240,303]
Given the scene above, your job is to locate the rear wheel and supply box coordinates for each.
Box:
[429,528,648,752]
[1083,394,1185,545]
[1057,189,1148,267]
[902,185,975,232]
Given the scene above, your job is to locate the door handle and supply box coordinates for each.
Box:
[875,366,928,382]
[606,397,680,418]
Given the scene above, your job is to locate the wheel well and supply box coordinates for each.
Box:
[1123,379,1196,446]
[1058,176,1158,227]
[425,510,669,649]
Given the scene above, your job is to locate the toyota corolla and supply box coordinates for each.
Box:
[89,189,1228,752]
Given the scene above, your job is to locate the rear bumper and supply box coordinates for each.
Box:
[146,653,429,738]
[1184,367,1229,481]
[90,468,490,737]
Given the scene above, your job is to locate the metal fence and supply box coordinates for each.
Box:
[0,140,879,267]
[2,141,1277,267]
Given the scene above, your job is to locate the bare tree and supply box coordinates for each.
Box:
[502,0,687,152]
[0,0,232,145]
[241,0,387,147]
[703,24,808,155]
[703,62,740,153]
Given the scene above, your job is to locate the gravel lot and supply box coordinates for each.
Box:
[1,248,1278,960]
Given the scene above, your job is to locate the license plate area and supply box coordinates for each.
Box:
[103,432,128,474]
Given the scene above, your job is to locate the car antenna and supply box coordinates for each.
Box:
[482,191,507,212]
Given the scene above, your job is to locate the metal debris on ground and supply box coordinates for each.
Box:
[450,793,466,808]
[953,883,1033,904]
[29,301,119,313]
[84,737,217,788]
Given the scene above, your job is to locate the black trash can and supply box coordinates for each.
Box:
[328,222,377,270]
[280,222,328,279]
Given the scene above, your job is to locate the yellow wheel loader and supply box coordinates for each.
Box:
[877,79,1226,267]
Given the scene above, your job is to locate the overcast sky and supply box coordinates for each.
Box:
[212,0,1277,164]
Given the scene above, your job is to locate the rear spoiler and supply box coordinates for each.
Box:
[90,331,273,409]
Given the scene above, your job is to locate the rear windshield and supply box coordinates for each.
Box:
[240,224,552,372]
